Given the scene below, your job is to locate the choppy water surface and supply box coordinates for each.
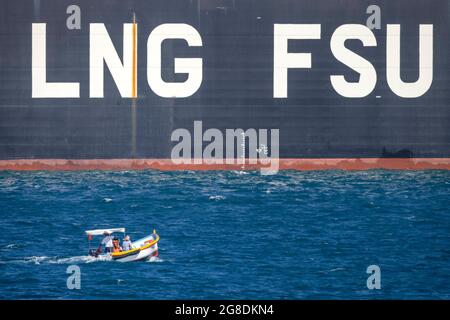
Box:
[0,170,449,299]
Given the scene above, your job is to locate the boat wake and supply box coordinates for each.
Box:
[146,256,163,263]
[49,255,113,264]
[0,255,112,265]
[0,255,163,265]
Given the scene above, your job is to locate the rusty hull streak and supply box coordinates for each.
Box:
[1,158,450,171]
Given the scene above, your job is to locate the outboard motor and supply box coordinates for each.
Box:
[89,249,99,257]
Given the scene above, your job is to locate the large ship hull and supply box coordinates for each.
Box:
[0,0,449,170]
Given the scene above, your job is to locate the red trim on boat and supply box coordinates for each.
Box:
[1,158,450,170]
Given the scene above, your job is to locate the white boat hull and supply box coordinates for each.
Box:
[112,242,158,262]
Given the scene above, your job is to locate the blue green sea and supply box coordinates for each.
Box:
[0,170,449,299]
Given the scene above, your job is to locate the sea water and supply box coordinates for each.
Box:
[0,170,449,299]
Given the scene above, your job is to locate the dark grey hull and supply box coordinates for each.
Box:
[0,0,449,162]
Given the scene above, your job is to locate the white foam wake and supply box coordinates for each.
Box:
[0,255,112,265]
[146,256,163,263]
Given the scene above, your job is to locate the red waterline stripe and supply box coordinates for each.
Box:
[1,158,450,171]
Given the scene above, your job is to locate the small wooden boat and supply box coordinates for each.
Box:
[85,228,160,262]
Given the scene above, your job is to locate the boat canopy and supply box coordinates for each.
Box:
[85,228,125,236]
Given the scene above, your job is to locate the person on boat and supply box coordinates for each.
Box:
[122,235,132,251]
[101,231,114,253]
[112,237,122,253]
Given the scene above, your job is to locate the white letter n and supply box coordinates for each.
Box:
[90,23,136,98]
